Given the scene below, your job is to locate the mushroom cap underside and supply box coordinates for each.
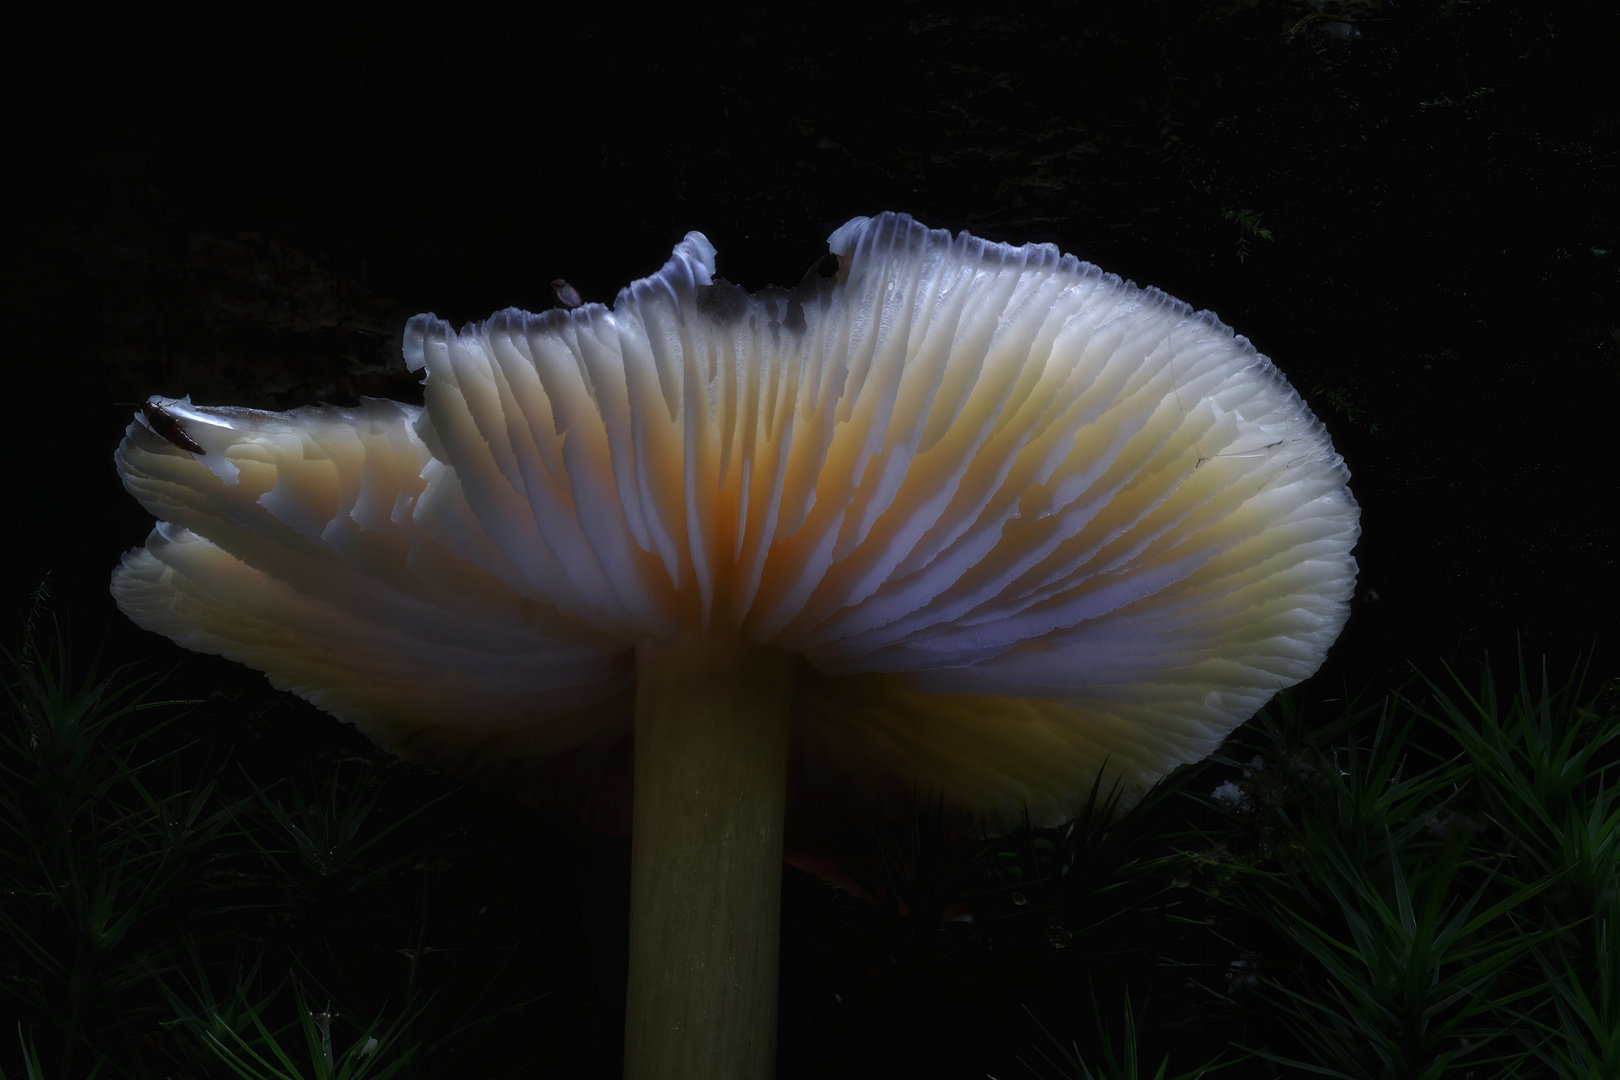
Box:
[113,212,1359,840]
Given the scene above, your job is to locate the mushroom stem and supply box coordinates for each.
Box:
[624,635,795,1080]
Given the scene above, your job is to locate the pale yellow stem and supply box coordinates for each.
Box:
[623,635,795,1080]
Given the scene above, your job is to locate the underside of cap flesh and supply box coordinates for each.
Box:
[114,212,1358,836]
[111,397,634,777]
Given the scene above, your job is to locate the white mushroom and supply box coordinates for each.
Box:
[113,212,1358,1079]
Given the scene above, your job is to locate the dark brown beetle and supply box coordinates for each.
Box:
[137,397,205,455]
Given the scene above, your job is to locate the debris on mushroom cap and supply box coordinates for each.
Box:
[113,212,1358,840]
[551,279,583,308]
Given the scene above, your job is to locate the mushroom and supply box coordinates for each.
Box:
[112,212,1358,1078]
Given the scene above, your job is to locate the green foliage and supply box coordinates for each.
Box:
[1412,653,1620,1078]
[0,594,210,1077]
[1,1021,104,1080]
[1186,653,1618,1079]
[976,762,1197,957]
[182,976,427,1080]
[5,585,1614,1078]
[1526,909,1620,1080]
[1010,986,1231,1080]
[1,596,554,1078]
[1218,208,1273,262]
[242,763,451,900]
[1419,87,1496,108]
[1308,381,1382,435]
[831,791,992,971]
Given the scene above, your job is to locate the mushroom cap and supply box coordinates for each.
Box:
[113,212,1358,840]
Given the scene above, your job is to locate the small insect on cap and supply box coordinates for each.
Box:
[135,396,206,455]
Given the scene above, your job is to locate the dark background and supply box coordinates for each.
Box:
[5,0,1617,1075]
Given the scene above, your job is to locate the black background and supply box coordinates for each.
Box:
[5,0,1618,1074]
